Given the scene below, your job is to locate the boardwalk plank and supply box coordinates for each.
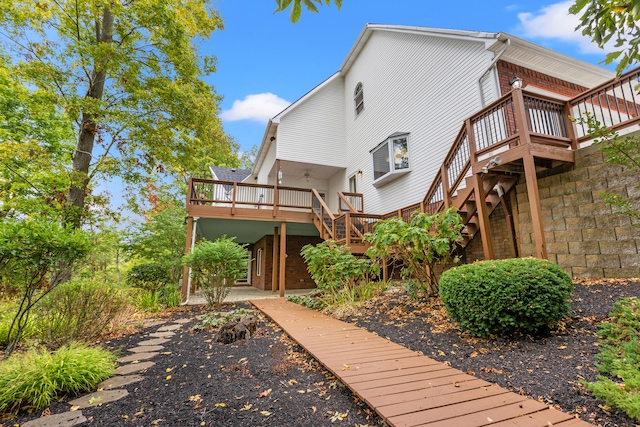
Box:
[251,299,594,427]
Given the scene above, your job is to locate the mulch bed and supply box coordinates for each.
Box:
[4,279,639,427]
[340,278,640,427]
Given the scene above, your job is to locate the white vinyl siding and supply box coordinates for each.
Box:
[343,30,494,214]
[277,77,346,168]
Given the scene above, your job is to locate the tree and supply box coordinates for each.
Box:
[570,0,640,74]
[0,0,240,228]
[274,0,342,23]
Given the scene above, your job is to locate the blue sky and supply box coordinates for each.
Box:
[207,0,616,159]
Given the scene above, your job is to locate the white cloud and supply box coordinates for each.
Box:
[517,1,613,54]
[220,93,290,123]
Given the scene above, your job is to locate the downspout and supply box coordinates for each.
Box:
[478,38,510,108]
[181,216,199,305]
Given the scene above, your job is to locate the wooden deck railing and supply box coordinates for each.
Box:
[334,212,383,247]
[338,191,364,213]
[311,189,335,240]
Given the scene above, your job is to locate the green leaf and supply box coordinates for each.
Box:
[290,0,302,22]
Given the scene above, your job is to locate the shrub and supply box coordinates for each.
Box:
[439,258,573,337]
[33,278,129,348]
[584,297,640,421]
[0,342,116,414]
[126,263,172,292]
[132,289,162,312]
[183,236,248,309]
[364,208,463,297]
[301,240,373,291]
[161,284,182,308]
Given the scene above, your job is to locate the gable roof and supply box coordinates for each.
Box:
[209,166,251,182]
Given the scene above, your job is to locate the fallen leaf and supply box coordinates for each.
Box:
[70,405,80,412]
[240,403,253,411]
[189,395,202,403]
[88,396,101,405]
[260,411,272,416]
[288,379,298,385]
[165,375,172,381]
[311,406,317,413]
[215,402,227,407]
[166,368,173,373]
[259,388,272,398]
[342,364,350,371]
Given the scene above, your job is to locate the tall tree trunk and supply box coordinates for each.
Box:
[65,6,114,228]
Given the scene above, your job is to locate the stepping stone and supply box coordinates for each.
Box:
[117,352,158,363]
[68,390,128,409]
[115,361,155,375]
[148,331,174,338]
[136,338,170,346]
[142,320,166,328]
[129,345,164,353]
[172,318,191,324]
[98,374,144,390]
[157,324,181,332]
[21,411,87,427]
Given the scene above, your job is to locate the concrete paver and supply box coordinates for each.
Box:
[68,390,129,409]
[21,411,87,427]
[148,331,174,338]
[97,375,144,390]
[136,338,170,346]
[115,361,155,375]
[117,352,158,363]
[156,324,181,332]
[128,345,164,353]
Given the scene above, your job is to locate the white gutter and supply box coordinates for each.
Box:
[478,38,510,108]
[181,216,199,306]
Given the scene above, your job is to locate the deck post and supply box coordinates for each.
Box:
[181,216,194,301]
[524,153,548,259]
[563,101,580,151]
[271,226,279,292]
[273,159,280,218]
[279,222,287,297]
[472,173,495,260]
[440,166,450,209]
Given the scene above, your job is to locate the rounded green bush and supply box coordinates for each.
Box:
[439,258,573,337]
[126,263,171,292]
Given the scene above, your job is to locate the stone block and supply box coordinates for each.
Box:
[516,182,528,194]
[554,229,583,242]
[540,195,564,210]
[552,205,578,220]
[575,144,601,159]
[550,182,577,197]
[547,253,557,264]
[575,150,604,168]
[542,209,553,221]
[562,266,573,276]
[574,178,608,192]
[538,174,562,188]
[546,218,567,231]
[572,267,604,278]
[588,163,622,179]
[98,374,144,390]
[544,231,556,243]
[620,253,640,268]
[557,253,586,267]
[582,227,617,242]
[563,192,593,206]
[615,227,640,241]
[520,232,532,244]
[578,202,612,217]
[68,390,129,409]
[561,167,589,183]
[596,214,632,229]
[520,243,536,257]
[599,240,638,255]
[520,222,533,234]
[604,268,640,278]
[21,412,87,427]
[518,209,531,222]
[586,254,620,268]
[547,242,569,254]
[569,241,600,255]
[565,216,596,230]
[518,191,529,203]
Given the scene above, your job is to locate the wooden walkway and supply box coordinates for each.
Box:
[251,299,593,427]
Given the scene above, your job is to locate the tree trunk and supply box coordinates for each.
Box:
[65,6,114,228]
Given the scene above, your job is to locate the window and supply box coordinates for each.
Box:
[370,133,411,187]
[256,248,263,276]
[354,82,364,116]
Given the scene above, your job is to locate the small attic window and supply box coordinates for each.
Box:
[354,82,364,116]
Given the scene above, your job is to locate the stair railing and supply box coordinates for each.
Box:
[311,189,335,240]
[337,191,364,213]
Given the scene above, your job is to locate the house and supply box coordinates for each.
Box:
[182,24,640,300]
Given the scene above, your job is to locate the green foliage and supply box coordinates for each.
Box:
[183,236,248,309]
[0,301,32,348]
[364,208,463,297]
[132,289,163,313]
[161,285,182,309]
[320,281,389,307]
[287,294,326,310]
[584,297,640,420]
[0,343,116,414]
[33,278,129,348]
[439,258,573,338]
[195,308,254,330]
[301,240,373,291]
[274,0,342,23]
[570,0,640,75]
[0,218,91,357]
[126,263,172,293]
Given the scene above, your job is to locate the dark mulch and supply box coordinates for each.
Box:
[7,302,382,427]
[5,279,639,427]
[341,278,640,427]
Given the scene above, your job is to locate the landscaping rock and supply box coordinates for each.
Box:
[172,318,191,324]
[97,374,144,390]
[136,338,170,346]
[156,324,181,332]
[148,331,174,338]
[115,361,155,375]
[128,345,164,353]
[117,352,158,363]
[21,411,87,427]
[141,320,166,328]
[68,390,129,409]
[215,315,257,344]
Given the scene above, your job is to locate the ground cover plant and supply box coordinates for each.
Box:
[584,297,640,421]
[439,258,573,337]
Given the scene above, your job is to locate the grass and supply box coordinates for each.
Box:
[0,342,116,414]
[287,281,390,312]
[584,297,640,421]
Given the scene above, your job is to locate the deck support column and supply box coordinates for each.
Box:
[524,154,548,259]
[271,226,279,292]
[279,222,287,297]
[472,173,495,260]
